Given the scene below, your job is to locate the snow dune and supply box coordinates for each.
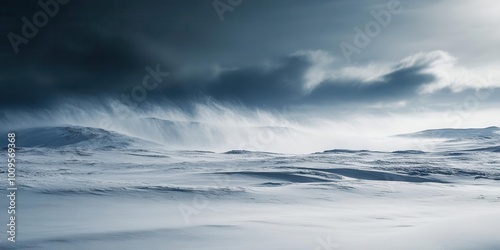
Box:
[0,124,498,249]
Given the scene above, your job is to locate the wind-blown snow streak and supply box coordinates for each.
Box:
[6,98,496,153]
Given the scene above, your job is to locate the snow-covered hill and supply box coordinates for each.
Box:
[397,126,500,152]
[398,126,500,140]
[3,126,159,150]
[0,126,499,249]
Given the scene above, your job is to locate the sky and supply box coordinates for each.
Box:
[1,0,500,145]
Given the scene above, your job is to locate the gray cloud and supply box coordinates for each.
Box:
[147,50,444,108]
[1,0,499,111]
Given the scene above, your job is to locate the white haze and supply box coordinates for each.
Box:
[1,98,499,154]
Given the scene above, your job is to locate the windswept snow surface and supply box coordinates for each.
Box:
[1,125,499,249]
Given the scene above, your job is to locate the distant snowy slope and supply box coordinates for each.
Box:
[466,145,500,153]
[397,126,500,152]
[398,126,500,140]
[8,126,157,149]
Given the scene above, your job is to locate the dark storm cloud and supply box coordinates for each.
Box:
[147,51,438,108]
[2,0,497,109]
[204,55,309,106]
[1,0,223,107]
[305,66,435,105]
[1,0,392,107]
[1,31,158,107]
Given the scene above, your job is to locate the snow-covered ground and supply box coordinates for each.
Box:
[1,126,499,249]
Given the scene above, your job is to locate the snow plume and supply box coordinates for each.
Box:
[1,97,442,153]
